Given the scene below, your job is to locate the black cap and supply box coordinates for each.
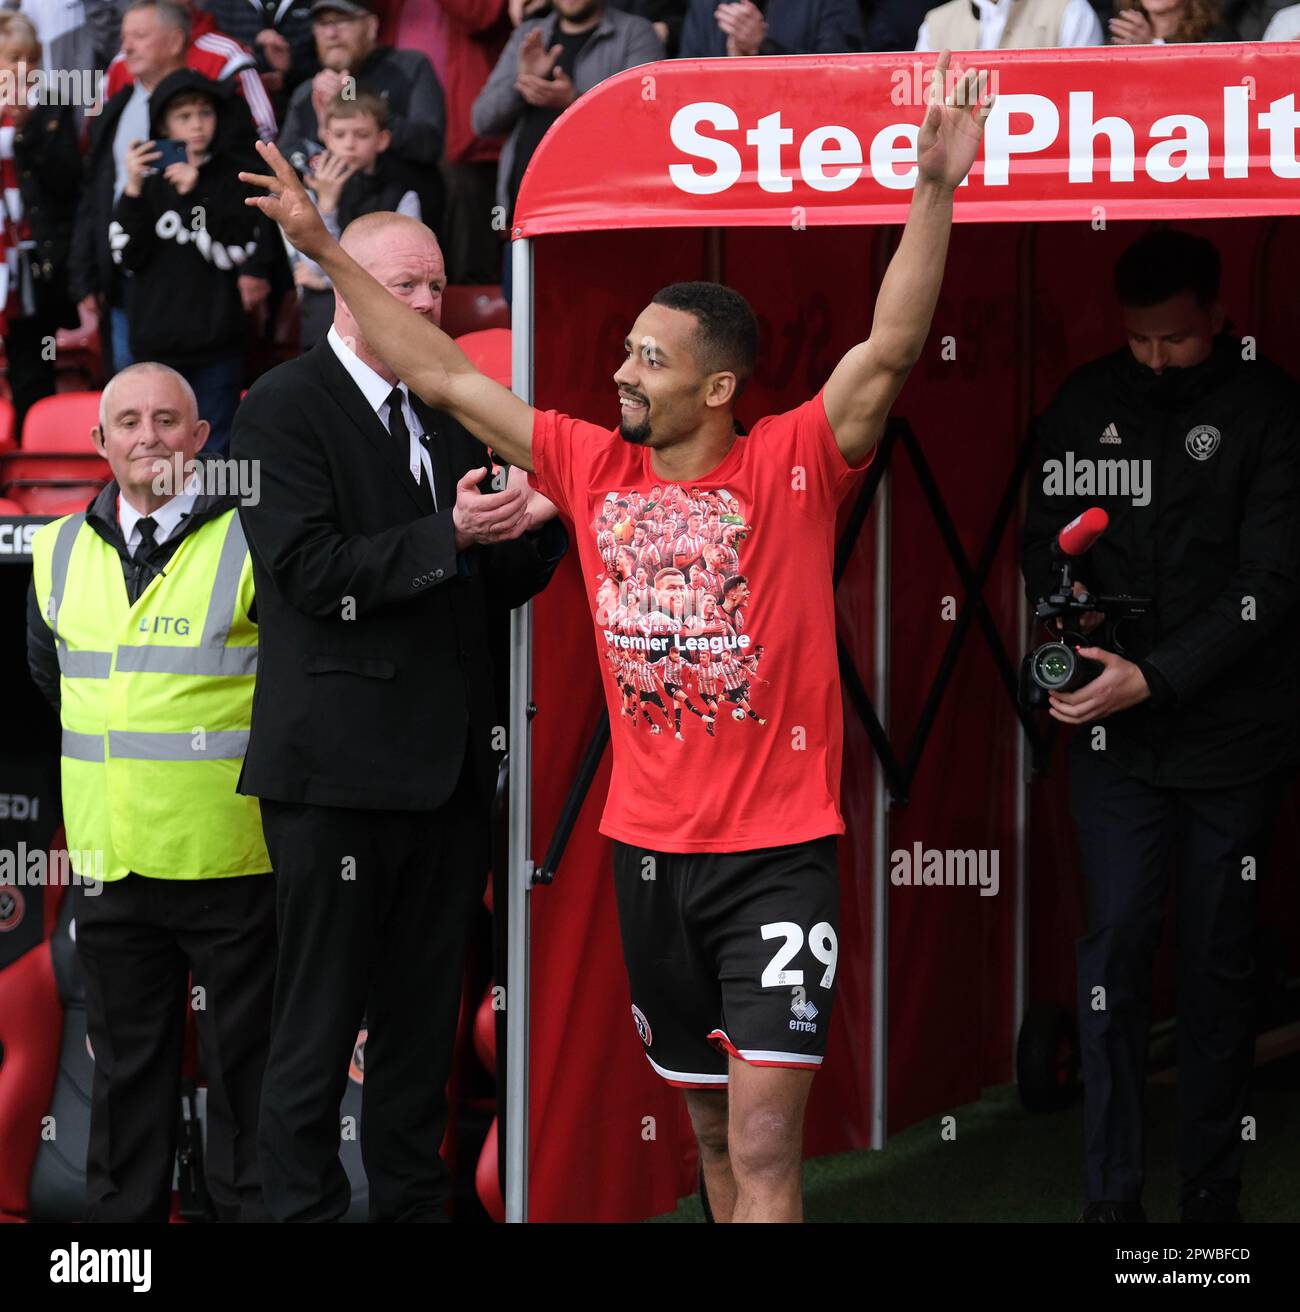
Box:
[309,0,374,17]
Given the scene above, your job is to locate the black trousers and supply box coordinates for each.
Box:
[1069,745,1283,1207]
[256,758,489,1222]
[73,872,277,1222]
[4,303,63,438]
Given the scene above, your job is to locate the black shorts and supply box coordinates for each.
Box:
[725,687,747,704]
[638,691,666,709]
[612,836,840,1087]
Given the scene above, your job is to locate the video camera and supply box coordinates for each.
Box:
[1019,508,1151,710]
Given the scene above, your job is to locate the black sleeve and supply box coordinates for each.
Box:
[13,105,83,203]
[68,153,104,301]
[109,186,159,273]
[1141,397,1300,703]
[1020,387,1093,610]
[27,578,60,712]
[479,518,570,611]
[231,388,464,621]
[276,85,318,172]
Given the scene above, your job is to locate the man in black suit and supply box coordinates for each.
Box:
[230,210,565,1223]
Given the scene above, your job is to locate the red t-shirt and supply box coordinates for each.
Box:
[529,391,871,853]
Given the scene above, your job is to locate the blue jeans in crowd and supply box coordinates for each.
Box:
[110,306,134,373]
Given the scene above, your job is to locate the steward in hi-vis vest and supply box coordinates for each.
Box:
[25,363,275,1223]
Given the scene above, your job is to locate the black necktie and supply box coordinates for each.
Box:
[386,386,410,449]
[136,515,158,555]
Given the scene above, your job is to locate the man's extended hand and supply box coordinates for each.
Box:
[916,50,995,191]
[1048,647,1150,725]
[452,466,531,551]
[240,140,333,260]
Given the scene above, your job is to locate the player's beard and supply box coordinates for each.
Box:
[619,391,652,445]
[620,413,652,445]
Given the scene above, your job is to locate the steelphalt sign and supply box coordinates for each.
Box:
[512,44,1300,236]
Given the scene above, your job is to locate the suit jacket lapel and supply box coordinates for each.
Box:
[309,338,430,516]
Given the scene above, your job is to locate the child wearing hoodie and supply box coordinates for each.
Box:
[291,90,424,351]
[110,70,276,456]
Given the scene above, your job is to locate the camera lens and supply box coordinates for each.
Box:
[1032,642,1076,690]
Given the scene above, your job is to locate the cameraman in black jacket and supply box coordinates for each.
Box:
[1022,228,1300,1224]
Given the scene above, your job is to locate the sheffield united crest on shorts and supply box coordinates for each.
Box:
[631,1004,653,1048]
[1184,424,1221,461]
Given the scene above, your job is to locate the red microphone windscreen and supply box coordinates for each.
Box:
[1057,507,1109,556]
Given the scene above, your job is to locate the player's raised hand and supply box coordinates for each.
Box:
[917,49,995,191]
[240,140,332,260]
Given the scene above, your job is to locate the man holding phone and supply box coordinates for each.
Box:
[230,210,566,1222]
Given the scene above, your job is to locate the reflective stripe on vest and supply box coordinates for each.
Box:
[46,514,113,680]
[113,512,257,677]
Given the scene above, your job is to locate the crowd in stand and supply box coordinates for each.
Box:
[0,0,1295,454]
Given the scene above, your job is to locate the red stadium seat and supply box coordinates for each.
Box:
[10,485,105,516]
[475,1119,504,1223]
[441,285,508,339]
[0,397,14,453]
[21,392,103,453]
[0,451,110,515]
[54,303,105,389]
[456,329,511,390]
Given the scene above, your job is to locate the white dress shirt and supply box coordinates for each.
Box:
[326,324,437,507]
[916,0,1105,50]
[118,489,198,558]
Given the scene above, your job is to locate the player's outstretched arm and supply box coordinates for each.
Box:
[240,141,538,471]
[824,51,995,466]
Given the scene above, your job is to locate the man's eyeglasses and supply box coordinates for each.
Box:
[313,15,365,32]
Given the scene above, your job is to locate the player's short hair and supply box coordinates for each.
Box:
[722,574,748,598]
[651,281,759,388]
[1114,229,1221,310]
[654,567,685,589]
[325,89,389,130]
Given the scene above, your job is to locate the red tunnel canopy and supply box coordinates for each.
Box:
[514,43,1300,236]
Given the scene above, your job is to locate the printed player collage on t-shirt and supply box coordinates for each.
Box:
[591,484,768,741]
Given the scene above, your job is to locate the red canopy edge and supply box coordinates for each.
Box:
[513,43,1300,236]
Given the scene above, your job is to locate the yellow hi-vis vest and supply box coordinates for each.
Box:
[30,506,268,882]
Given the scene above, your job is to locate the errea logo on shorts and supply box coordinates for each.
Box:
[790,997,819,1033]
[50,1244,151,1292]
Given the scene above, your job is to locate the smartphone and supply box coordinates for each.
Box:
[154,139,188,170]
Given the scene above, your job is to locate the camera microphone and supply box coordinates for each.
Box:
[1055,506,1109,557]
